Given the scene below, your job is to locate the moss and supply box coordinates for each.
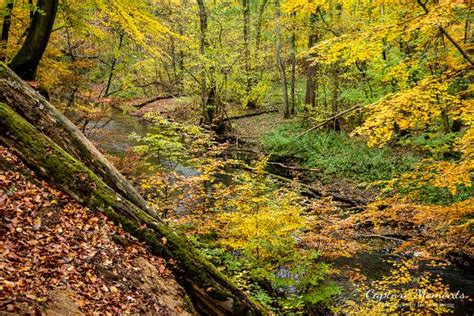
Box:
[0,62,7,77]
[0,102,263,314]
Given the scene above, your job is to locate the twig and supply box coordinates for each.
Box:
[357,234,406,243]
[296,104,364,138]
[224,108,279,121]
[132,95,174,108]
[416,0,473,66]
[267,161,320,172]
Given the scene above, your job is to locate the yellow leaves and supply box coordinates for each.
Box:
[93,0,179,57]
[282,0,326,14]
[350,196,474,257]
[426,161,472,196]
[335,259,454,315]
[353,78,457,147]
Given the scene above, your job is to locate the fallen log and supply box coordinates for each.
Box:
[267,161,320,173]
[262,170,367,207]
[0,63,151,216]
[357,234,406,243]
[0,103,262,315]
[224,109,278,121]
[296,104,364,138]
[0,71,263,315]
[132,95,174,108]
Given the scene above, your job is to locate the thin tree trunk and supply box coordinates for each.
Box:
[416,0,473,65]
[254,0,268,55]
[304,13,318,111]
[197,0,209,123]
[289,13,296,115]
[0,0,14,62]
[465,0,472,44]
[331,68,340,131]
[176,0,188,95]
[243,0,254,109]
[169,35,178,92]
[254,0,268,81]
[104,31,124,97]
[29,0,34,19]
[9,0,58,80]
[275,0,289,118]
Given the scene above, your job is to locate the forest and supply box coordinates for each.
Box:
[0,0,472,314]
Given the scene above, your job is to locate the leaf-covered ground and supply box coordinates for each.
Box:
[0,145,192,315]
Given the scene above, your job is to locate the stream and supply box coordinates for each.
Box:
[78,110,474,315]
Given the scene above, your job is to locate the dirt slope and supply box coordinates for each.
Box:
[0,145,194,315]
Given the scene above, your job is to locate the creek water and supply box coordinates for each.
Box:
[81,110,474,315]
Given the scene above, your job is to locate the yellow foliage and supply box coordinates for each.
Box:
[335,259,455,315]
[352,77,465,146]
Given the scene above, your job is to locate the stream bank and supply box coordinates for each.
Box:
[79,108,474,315]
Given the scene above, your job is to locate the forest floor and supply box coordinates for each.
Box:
[0,145,193,315]
[61,100,473,314]
[121,98,378,206]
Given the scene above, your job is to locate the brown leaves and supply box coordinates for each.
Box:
[0,146,184,314]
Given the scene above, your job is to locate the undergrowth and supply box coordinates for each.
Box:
[263,121,418,183]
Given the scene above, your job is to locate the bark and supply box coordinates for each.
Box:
[29,0,34,20]
[169,35,178,90]
[304,13,318,111]
[0,63,150,215]
[416,0,473,66]
[331,68,340,131]
[177,0,189,95]
[289,13,296,115]
[224,108,278,120]
[464,0,472,44]
[254,0,268,55]
[243,0,255,109]
[0,0,13,62]
[104,31,125,97]
[275,0,289,118]
[197,0,209,123]
[9,0,58,80]
[132,95,174,108]
[297,104,364,138]
[0,64,263,316]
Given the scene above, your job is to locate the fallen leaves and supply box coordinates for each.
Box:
[0,146,185,315]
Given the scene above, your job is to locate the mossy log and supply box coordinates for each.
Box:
[0,103,262,314]
[0,63,152,217]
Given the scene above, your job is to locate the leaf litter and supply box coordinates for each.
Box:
[0,145,192,315]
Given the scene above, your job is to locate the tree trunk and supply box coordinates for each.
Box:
[0,63,150,214]
[0,0,13,62]
[0,64,263,316]
[331,67,340,131]
[29,0,34,19]
[104,31,125,97]
[304,13,318,111]
[289,13,296,115]
[9,0,58,80]
[254,0,267,56]
[254,0,268,81]
[243,0,255,109]
[197,0,209,124]
[275,0,289,118]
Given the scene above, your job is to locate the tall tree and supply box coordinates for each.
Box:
[275,0,289,118]
[103,30,125,97]
[196,0,209,123]
[0,0,14,62]
[9,0,59,80]
[242,0,254,109]
[289,12,296,115]
[304,13,318,111]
